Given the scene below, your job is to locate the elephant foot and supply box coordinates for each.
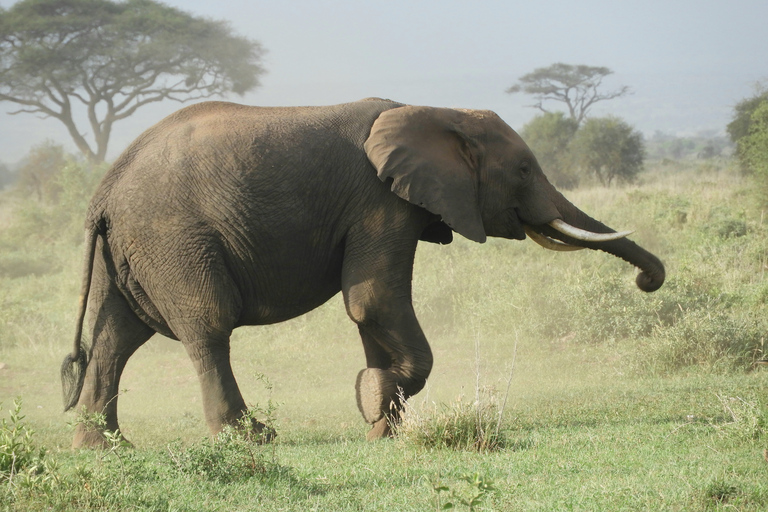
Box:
[241,416,276,444]
[355,368,399,424]
[366,417,394,441]
[72,423,132,450]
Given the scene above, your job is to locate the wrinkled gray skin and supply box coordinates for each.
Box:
[61,98,665,448]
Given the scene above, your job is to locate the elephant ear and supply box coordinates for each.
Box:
[364,106,487,243]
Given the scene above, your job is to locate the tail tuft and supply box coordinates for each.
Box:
[61,347,88,411]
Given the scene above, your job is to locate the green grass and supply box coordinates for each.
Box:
[2,158,768,510]
[3,371,767,510]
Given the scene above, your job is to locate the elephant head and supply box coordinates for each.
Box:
[364,105,664,292]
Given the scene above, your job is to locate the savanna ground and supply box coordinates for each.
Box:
[2,158,768,510]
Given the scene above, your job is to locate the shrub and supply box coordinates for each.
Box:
[520,112,580,188]
[739,101,768,201]
[570,116,645,186]
[0,398,47,483]
[167,429,277,483]
[15,141,67,203]
[166,404,280,483]
[1,398,56,507]
[727,84,768,172]
[715,394,767,440]
[397,390,508,452]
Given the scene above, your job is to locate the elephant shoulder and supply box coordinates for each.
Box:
[357,97,403,106]
[354,98,406,116]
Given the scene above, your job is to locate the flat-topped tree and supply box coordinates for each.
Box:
[0,0,266,163]
[506,63,629,126]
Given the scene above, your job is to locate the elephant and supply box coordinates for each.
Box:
[60,98,665,448]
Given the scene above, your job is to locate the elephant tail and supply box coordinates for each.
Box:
[61,223,100,412]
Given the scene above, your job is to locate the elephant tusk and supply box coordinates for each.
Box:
[548,219,633,243]
[525,227,585,252]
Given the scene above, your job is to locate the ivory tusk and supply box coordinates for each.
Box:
[524,227,585,252]
[549,218,633,242]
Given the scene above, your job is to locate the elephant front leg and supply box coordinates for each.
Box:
[353,313,434,440]
[342,229,432,440]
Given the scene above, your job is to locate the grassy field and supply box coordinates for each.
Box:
[2,158,768,510]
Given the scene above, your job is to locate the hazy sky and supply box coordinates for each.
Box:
[0,0,766,163]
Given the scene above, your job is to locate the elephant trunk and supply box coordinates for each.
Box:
[533,192,665,292]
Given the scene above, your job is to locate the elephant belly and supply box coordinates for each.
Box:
[235,248,345,326]
[238,275,342,326]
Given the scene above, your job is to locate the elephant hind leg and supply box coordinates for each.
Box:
[181,329,247,434]
[162,283,259,438]
[178,327,274,441]
[73,278,155,449]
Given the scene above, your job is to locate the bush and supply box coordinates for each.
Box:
[397,390,508,452]
[727,84,768,172]
[1,398,57,508]
[1,398,47,483]
[0,154,106,281]
[167,427,281,483]
[15,141,67,203]
[519,112,646,187]
[739,101,768,200]
[570,116,645,185]
[520,112,580,188]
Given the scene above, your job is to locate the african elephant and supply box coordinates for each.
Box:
[61,98,665,448]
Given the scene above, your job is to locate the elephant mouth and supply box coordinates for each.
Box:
[525,219,633,252]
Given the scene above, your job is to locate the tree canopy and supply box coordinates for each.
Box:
[506,63,629,125]
[570,116,645,186]
[520,112,645,188]
[727,85,768,145]
[727,83,768,173]
[520,112,579,189]
[738,100,768,196]
[0,0,266,162]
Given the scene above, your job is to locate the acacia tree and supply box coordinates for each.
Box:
[506,63,629,125]
[0,0,266,163]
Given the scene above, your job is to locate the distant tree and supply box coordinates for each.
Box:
[669,138,696,160]
[739,101,768,185]
[520,112,579,188]
[570,117,645,186]
[727,84,768,145]
[0,0,266,163]
[506,63,630,125]
[16,140,67,202]
[0,160,13,189]
[727,84,768,172]
[697,142,721,160]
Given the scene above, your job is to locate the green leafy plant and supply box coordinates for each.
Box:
[715,394,767,440]
[167,396,281,483]
[431,472,496,511]
[1,398,54,505]
[1,398,46,482]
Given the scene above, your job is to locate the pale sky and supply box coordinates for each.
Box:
[0,0,766,163]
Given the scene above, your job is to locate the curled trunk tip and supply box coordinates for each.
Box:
[636,269,665,292]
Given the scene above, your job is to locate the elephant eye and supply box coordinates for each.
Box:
[519,161,531,179]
